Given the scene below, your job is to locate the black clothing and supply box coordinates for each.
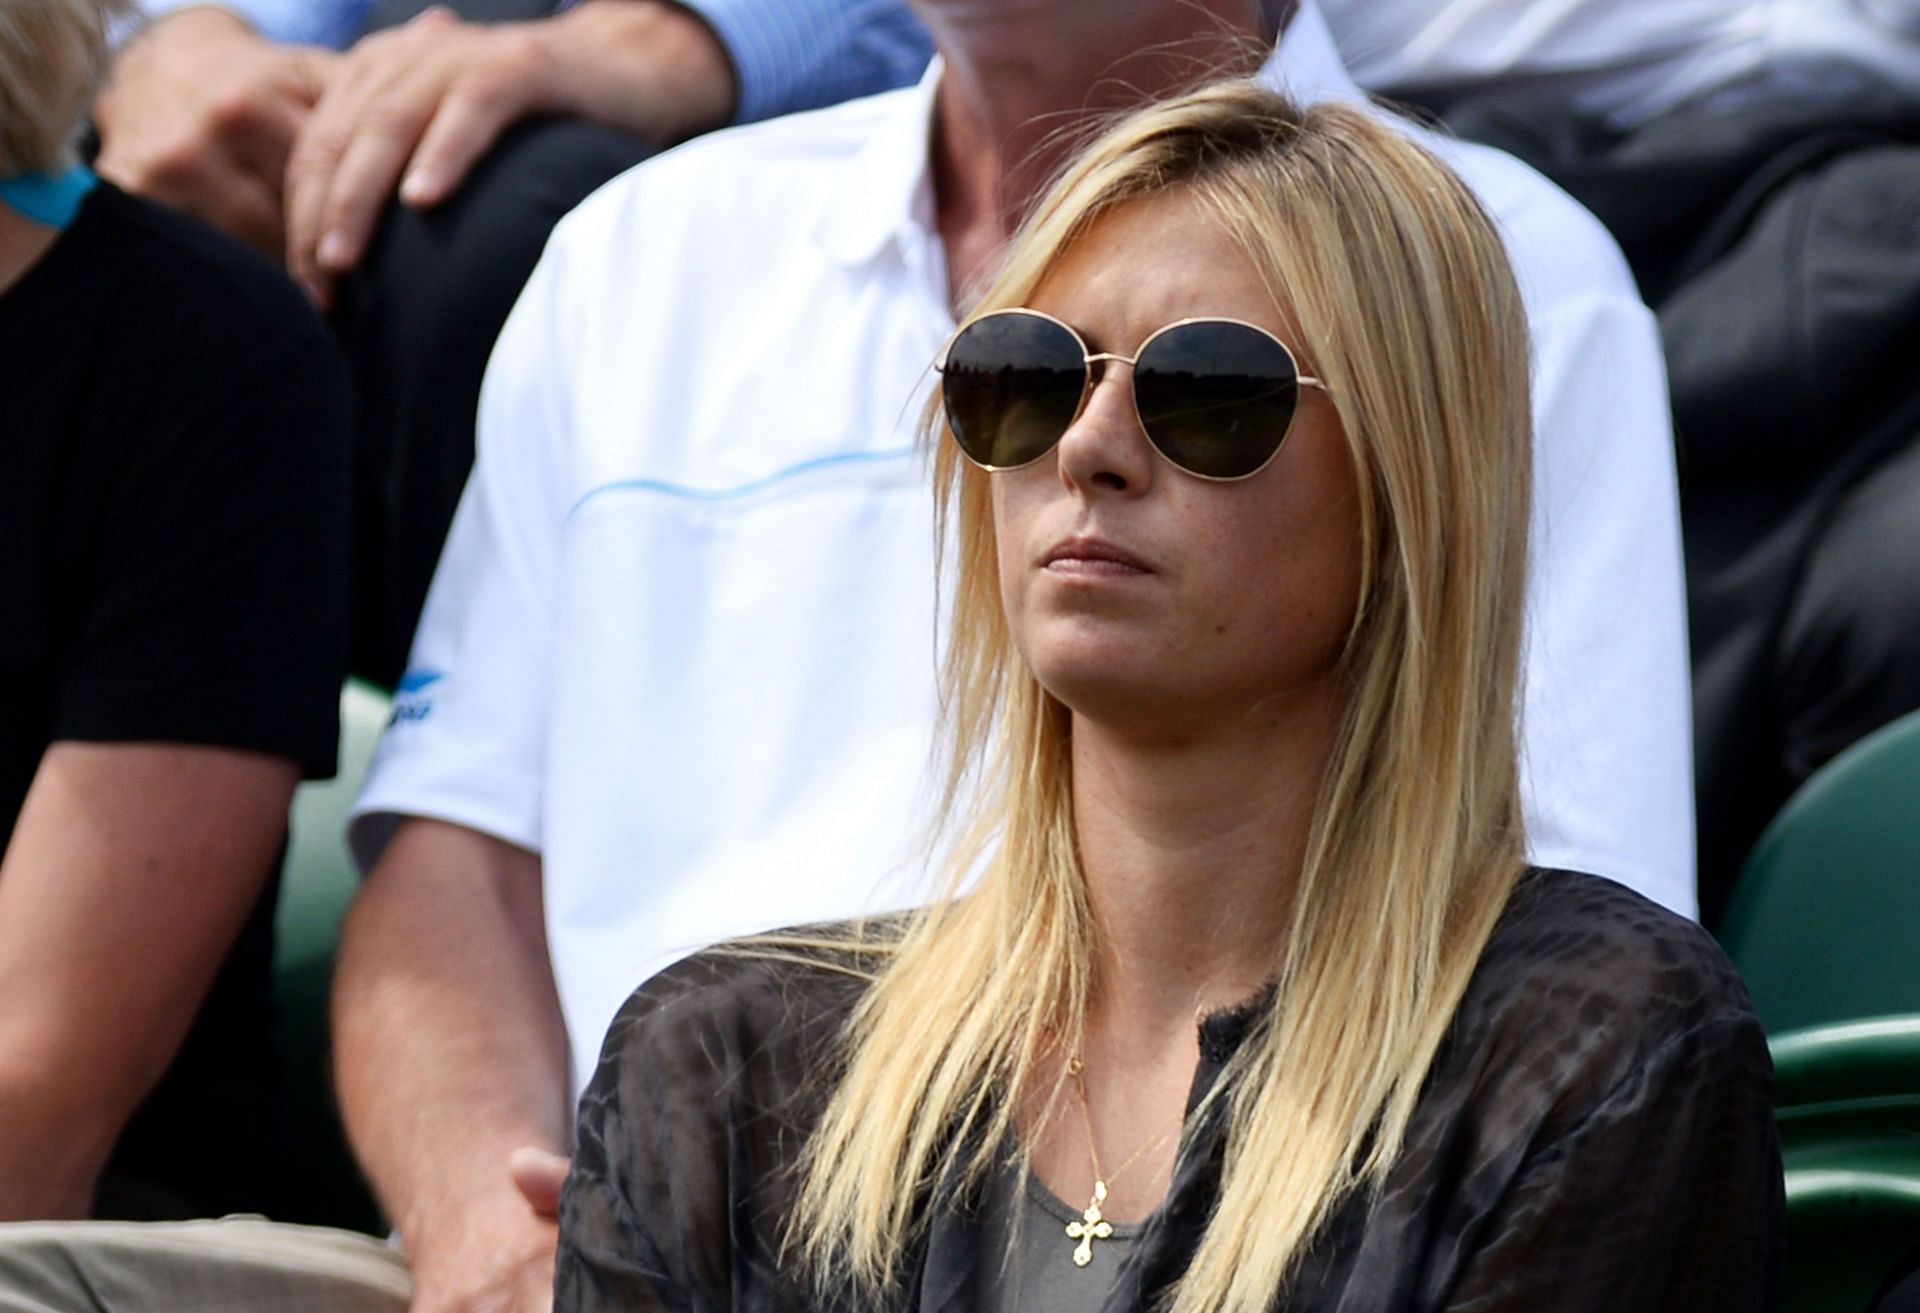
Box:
[0,181,351,1217]
[1429,95,1920,924]
[558,869,1784,1312]
[339,115,653,684]
[1875,1243,1920,1313]
[340,0,654,685]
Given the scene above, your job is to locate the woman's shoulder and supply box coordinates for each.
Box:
[93,183,312,301]
[1449,867,1766,1107]
[564,926,897,1310]
[1485,868,1752,1023]
[592,920,896,1099]
[1337,893,1783,1304]
[68,183,342,366]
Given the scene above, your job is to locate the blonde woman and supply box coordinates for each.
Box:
[556,83,1780,1312]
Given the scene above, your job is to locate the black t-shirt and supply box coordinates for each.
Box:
[0,182,350,1217]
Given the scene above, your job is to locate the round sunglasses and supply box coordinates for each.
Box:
[936,308,1327,482]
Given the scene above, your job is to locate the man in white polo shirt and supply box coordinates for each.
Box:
[337,1,1692,1306]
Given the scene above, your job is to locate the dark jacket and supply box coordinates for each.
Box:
[557,868,1783,1312]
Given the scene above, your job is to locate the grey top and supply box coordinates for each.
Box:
[975,1158,1145,1313]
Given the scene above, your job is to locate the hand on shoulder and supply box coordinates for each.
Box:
[95,8,336,258]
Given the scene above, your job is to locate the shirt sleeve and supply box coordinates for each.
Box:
[55,290,351,780]
[677,0,932,125]
[556,965,745,1313]
[1442,1015,1784,1309]
[557,952,860,1311]
[1517,289,1698,918]
[557,1141,678,1313]
[132,0,371,48]
[346,217,575,869]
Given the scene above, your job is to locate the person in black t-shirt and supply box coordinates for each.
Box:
[0,0,350,1220]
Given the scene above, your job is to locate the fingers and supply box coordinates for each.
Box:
[93,16,327,258]
[95,71,303,189]
[398,73,528,208]
[211,80,312,185]
[507,1145,570,1220]
[283,45,341,107]
[285,11,550,306]
[97,132,288,257]
[310,67,440,271]
[285,18,440,304]
[195,169,290,259]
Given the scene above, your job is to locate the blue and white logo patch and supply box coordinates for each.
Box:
[390,668,445,725]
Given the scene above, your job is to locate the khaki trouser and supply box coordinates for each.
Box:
[0,1219,411,1313]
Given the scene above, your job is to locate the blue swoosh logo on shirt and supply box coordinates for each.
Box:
[397,669,446,694]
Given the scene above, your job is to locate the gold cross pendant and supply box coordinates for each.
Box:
[1065,1179,1115,1267]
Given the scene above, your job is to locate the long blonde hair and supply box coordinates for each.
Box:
[789,82,1534,1312]
[0,0,130,176]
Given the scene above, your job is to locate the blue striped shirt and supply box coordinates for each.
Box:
[132,0,932,124]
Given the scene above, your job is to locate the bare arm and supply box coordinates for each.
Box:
[0,741,298,1218]
[333,817,571,1313]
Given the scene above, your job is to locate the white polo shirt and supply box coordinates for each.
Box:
[352,1,1695,1096]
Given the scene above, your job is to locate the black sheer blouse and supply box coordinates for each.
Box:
[557,869,1784,1312]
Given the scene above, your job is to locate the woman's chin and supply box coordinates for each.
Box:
[1032,658,1205,737]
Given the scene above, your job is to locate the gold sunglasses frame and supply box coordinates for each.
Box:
[935,307,1329,483]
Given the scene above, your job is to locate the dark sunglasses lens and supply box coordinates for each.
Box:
[1134,322,1300,478]
[943,314,1088,468]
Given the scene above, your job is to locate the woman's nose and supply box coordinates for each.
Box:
[1055,364,1155,495]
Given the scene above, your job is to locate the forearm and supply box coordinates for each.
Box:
[0,1033,123,1218]
[333,819,571,1252]
[0,742,297,1219]
[0,954,156,1216]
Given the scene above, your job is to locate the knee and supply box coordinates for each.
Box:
[344,115,653,362]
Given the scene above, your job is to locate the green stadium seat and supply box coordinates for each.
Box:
[1718,703,1920,1313]
[1717,708,1920,1036]
[1772,1019,1920,1313]
[274,679,392,1233]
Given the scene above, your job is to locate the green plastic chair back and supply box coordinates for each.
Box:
[274,679,391,1233]
[1771,1018,1920,1313]
[1781,1142,1920,1313]
[1717,708,1920,1036]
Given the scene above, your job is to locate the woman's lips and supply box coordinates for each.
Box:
[1041,536,1153,577]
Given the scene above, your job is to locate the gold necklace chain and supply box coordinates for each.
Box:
[1061,1055,1181,1269]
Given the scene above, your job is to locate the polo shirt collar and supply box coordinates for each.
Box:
[816,0,1368,270]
